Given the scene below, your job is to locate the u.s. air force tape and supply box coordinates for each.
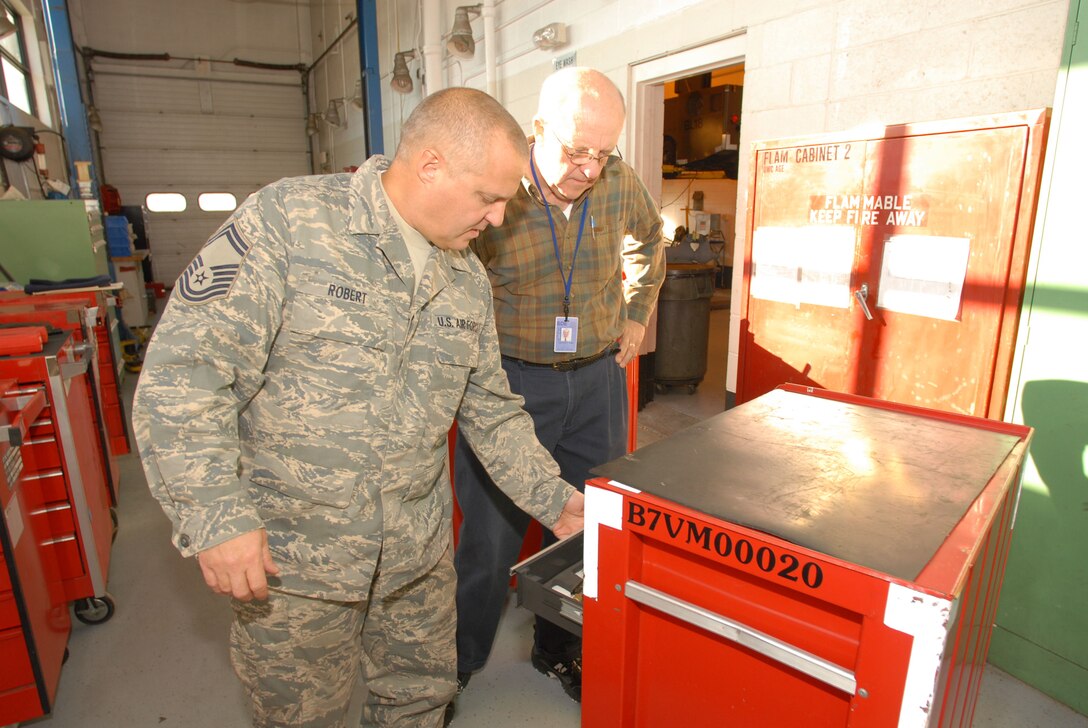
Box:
[177,223,251,304]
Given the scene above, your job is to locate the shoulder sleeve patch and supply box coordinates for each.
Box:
[177,223,252,304]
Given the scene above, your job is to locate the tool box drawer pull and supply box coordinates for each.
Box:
[624,580,857,695]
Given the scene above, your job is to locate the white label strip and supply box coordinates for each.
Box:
[883,582,954,727]
[583,485,624,600]
[4,494,23,548]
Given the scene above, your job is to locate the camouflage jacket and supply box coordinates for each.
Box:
[132,156,575,600]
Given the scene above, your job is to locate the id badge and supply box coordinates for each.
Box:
[554,317,579,353]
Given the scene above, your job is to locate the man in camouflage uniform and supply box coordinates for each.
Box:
[132,87,584,728]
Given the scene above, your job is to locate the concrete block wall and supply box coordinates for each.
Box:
[379,0,1065,392]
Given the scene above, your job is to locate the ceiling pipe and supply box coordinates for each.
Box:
[482,0,497,99]
[421,0,443,96]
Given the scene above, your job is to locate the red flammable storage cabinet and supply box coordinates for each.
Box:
[0,327,113,625]
[581,385,1032,727]
[0,373,71,724]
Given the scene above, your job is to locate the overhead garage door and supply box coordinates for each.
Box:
[92,61,309,286]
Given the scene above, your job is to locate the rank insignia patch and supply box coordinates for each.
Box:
[177,223,251,304]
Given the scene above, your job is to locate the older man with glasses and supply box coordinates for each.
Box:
[449,66,665,715]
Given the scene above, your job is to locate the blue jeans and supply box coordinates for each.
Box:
[453,353,628,672]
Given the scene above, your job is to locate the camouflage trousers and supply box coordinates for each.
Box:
[229,547,456,727]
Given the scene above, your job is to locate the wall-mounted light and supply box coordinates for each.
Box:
[86,105,104,133]
[349,79,364,109]
[324,99,346,128]
[447,4,482,60]
[532,22,569,50]
[305,112,319,136]
[391,50,416,94]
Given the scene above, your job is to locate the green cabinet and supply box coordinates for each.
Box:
[0,200,109,283]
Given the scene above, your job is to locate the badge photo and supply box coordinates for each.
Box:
[554,316,579,353]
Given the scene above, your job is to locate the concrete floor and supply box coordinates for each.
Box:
[19,306,1088,727]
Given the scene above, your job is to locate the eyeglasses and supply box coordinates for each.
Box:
[549,126,621,166]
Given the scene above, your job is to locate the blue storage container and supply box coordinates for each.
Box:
[104,216,133,257]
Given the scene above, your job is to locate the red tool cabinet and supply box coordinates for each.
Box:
[0,373,71,724]
[582,385,1032,727]
[0,327,115,626]
[0,299,120,503]
[0,287,130,458]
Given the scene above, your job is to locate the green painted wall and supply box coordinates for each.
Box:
[991,0,1088,715]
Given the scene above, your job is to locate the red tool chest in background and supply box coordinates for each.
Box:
[0,327,115,626]
[0,370,71,724]
[0,299,120,503]
[0,287,131,459]
[582,386,1031,727]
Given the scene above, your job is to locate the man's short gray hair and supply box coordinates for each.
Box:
[396,87,528,172]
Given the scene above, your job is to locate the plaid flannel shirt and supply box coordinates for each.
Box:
[470,155,665,364]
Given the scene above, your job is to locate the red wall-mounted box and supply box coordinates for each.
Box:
[582,385,1031,727]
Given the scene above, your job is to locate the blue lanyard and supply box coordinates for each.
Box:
[530,154,589,320]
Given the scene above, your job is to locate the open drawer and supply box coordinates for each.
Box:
[510,530,584,637]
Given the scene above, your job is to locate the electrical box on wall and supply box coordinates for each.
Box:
[690,211,711,236]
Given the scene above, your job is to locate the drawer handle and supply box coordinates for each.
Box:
[624,581,857,695]
[22,469,65,481]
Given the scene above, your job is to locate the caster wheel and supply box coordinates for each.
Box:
[687,384,698,394]
[74,595,115,625]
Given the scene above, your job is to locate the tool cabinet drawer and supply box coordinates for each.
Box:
[20,436,61,472]
[0,591,19,631]
[511,531,584,637]
[0,627,33,691]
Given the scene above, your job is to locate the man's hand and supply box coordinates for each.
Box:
[195,529,280,601]
[551,490,585,539]
[614,320,646,367]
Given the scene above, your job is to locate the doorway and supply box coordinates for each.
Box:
[626,35,746,447]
